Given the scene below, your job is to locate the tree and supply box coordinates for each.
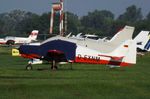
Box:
[133,12,150,37]
[118,5,143,23]
[0,10,40,36]
[0,19,4,35]
[65,12,81,35]
[146,12,150,21]
[80,10,114,36]
[16,12,40,36]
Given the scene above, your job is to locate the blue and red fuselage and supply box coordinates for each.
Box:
[19,40,77,62]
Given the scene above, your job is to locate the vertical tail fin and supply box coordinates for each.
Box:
[144,38,150,51]
[28,30,39,41]
[122,40,137,65]
[109,26,135,44]
[108,40,137,66]
[134,31,150,51]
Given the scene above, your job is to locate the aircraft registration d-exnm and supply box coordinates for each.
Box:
[17,25,137,70]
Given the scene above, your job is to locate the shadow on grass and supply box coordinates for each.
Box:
[0,76,37,79]
[0,75,93,80]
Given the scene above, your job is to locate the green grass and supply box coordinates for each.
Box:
[0,46,150,99]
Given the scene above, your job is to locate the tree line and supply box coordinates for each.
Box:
[0,5,150,39]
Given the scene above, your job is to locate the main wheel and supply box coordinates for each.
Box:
[6,40,15,45]
[26,64,33,70]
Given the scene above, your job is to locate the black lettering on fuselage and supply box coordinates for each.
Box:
[78,54,100,60]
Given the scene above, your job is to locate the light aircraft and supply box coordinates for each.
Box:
[17,25,136,70]
[72,33,99,40]
[0,30,39,45]
[69,33,108,41]
[134,31,150,52]
[69,26,134,43]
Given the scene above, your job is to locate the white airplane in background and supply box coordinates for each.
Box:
[68,33,104,41]
[134,31,150,52]
[17,25,137,70]
[69,26,134,43]
[0,30,39,45]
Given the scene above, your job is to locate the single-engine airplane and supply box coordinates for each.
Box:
[0,30,39,45]
[18,25,136,70]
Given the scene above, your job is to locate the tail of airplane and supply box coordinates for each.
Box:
[100,40,137,66]
[98,26,135,53]
[122,40,137,65]
[144,38,150,51]
[28,30,39,41]
[134,31,150,51]
[112,40,137,66]
[109,26,135,45]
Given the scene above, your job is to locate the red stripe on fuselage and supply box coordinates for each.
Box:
[0,42,6,44]
[21,54,41,59]
[75,57,133,67]
[20,53,133,67]
[0,41,6,44]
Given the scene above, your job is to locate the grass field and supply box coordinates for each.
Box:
[0,46,150,99]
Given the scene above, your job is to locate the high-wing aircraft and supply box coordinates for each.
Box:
[134,31,150,52]
[0,30,39,45]
[18,25,136,70]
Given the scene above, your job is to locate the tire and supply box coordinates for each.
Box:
[26,64,33,70]
[6,40,15,45]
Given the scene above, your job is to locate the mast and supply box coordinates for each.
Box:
[50,0,64,36]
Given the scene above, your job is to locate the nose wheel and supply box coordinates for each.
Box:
[26,64,33,70]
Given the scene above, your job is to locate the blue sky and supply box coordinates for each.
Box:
[0,0,150,17]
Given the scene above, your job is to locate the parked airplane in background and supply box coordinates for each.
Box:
[0,30,39,45]
[69,33,108,42]
[71,33,100,40]
[17,25,136,70]
[134,31,150,52]
[69,26,134,43]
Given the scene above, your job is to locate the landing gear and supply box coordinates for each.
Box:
[70,62,73,70]
[51,60,58,70]
[26,64,33,70]
[6,40,15,45]
[107,65,120,69]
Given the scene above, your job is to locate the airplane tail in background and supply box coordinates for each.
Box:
[109,26,135,44]
[28,30,39,41]
[144,37,150,51]
[134,31,150,51]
